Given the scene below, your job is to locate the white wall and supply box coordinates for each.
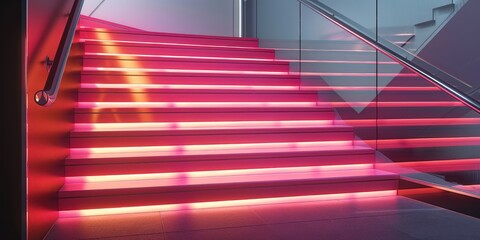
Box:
[81,0,241,37]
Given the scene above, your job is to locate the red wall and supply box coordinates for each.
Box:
[27,0,77,239]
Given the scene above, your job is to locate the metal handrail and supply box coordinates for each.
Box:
[298,0,480,113]
[34,0,84,106]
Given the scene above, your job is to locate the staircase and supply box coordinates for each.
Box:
[58,24,399,217]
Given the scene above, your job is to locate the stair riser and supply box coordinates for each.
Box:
[75,110,334,123]
[70,130,354,148]
[84,43,275,59]
[81,73,300,86]
[78,30,259,48]
[59,179,398,210]
[77,91,318,102]
[377,91,452,101]
[373,125,480,139]
[382,76,434,87]
[300,62,402,74]
[381,146,480,164]
[65,152,374,177]
[83,58,290,72]
[67,148,372,165]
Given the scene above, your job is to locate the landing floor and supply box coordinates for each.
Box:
[45,196,480,240]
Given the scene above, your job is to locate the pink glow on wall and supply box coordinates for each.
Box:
[59,190,397,217]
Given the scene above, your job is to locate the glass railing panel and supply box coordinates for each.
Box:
[376,53,480,198]
[249,0,302,73]
[377,0,478,103]
[299,2,378,148]
[378,0,456,53]
[308,0,479,105]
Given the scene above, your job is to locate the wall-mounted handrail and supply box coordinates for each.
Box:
[298,0,480,113]
[34,0,84,106]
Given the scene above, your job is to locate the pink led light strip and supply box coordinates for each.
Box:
[81,38,376,53]
[342,118,480,127]
[77,101,464,109]
[70,140,354,159]
[66,164,374,183]
[81,83,440,92]
[84,52,397,64]
[84,67,290,75]
[85,52,275,62]
[77,101,319,108]
[74,120,334,132]
[368,137,480,148]
[81,83,299,91]
[59,190,397,217]
[80,38,262,50]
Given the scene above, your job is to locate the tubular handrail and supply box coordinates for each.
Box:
[34,0,84,106]
[298,0,480,113]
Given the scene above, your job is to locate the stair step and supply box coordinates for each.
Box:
[83,41,276,60]
[73,101,458,110]
[78,28,259,48]
[74,107,334,123]
[68,140,359,160]
[77,101,324,109]
[82,55,290,72]
[65,149,375,177]
[60,26,407,217]
[77,88,317,102]
[59,169,398,210]
[81,83,440,92]
[377,91,454,101]
[70,125,354,148]
[74,120,335,132]
[80,70,301,86]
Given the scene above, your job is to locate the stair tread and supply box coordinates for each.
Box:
[72,120,345,133]
[71,125,352,139]
[68,141,370,160]
[83,54,288,65]
[78,27,259,42]
[60,169,397,195]
[66,146,374,167]
[76,102,326,109]
[78,87,315,94]
[80,83,439,92]
[83,40,273,53]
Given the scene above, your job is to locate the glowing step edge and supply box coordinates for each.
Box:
[77,102,319,108]
[80,38,377,53]
[69,140,355,159]
[84,67,290,75]
[59,190,397,217]
[80,38,262,50]
[342,118,480,127]
[84,52,397,64]
[81,83,440,92]
[74,120,334,132]
[77,101,464,109]
[66,164,374,183]
[85,52,275,62]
